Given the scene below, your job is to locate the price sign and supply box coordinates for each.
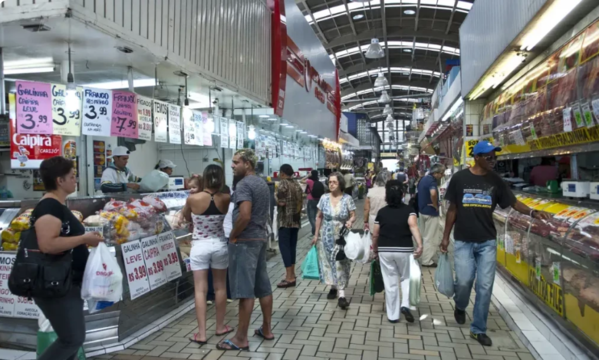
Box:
[14,295,40,319]
[573,104,584,128]
[592,98,599,123]
[51,84,82,136]
[183,108,198,146]
[82,88,112,136]
[202,112,213,146]
[140,236,167,290]
[220,117,229,148]
[168,104,181,144]
[0,254,16,317]
[156,232,182,281]
[16,81,53,135]
[582,103,595,127]
[137,96,153,141]
[121,240,151,300]
[111,91,138,138]
[466,139,479,158]
[153,100,168,142]
[237,122,244,149]
[563,107,573,132]
[195,112,204,146]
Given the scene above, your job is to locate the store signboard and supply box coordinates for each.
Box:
[137,96,153,141]
[51,84,82,136]
[15,81,53,135]
[121,240,151,300]
[9,119,62,169]
[156,232,182,281]
[153,100,168,143]
[111,91,138,138]
[168,104,182,144]
[0,253,40,319]
[82,88,112,137]
[140,235,167,290]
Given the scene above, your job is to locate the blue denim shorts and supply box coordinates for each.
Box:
[228,240,272,299]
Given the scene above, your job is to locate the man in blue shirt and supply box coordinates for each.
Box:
[417,163,446,266]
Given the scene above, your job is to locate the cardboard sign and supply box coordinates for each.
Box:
[168,104,181,144]
[156,232,182,281]
[140,236,167,290]
[82,88,112,137]
[15,81,53,135]
[10,115,62,169]
[137,96,153,141]
[111,91,138,138]
[0,254,40,319]
[121,240,151,300]
[153,100,168,143]
[51,84,82,136]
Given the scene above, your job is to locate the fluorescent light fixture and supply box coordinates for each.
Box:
[404,9,416,15]
[187,92,211,108]
[353,14,364,20]
[374,72,389,87]
[365,38,385,59]
[441,97,464,121]
[378,91,391,103]
[259,115,270,118]
[520,0,582,51]
[3,57,55,75]
[4,66,55,75]
[469,53,526,100]
[84,78,156,89]
[403,49,412,53]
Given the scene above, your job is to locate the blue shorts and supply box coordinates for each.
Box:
[228,241,272,299]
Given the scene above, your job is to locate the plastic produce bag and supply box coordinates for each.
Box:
[435,253,455,298]
[344,231,364,261]
[409,255,421,306]
[139,170,169,192]
[369,260,385,296]
[301,246,320,280]
[81,243,123,312]
[37,313,86,359]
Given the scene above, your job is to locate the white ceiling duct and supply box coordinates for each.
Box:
[374,72,388,87]
[378,91,391,103]
[365,38,385,59]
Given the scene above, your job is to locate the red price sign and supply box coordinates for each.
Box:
[111,90,138,138]
[121,240,151,300]
[157,232,183,281]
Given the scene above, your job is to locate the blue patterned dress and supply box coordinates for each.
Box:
[316,193,356,289]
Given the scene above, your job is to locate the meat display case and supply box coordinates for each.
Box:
[495,192,599,351]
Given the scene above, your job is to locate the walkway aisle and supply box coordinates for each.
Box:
[97,200,533,360]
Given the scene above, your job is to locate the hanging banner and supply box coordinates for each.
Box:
[156,232,182,281]
[140,235,167,290]
[183,108,203,146]
[121,240,151,300]
[137,96,153,141]
[168,104,181,144]
[237,122,244,149]
[220,117,229,148]
[153,100,168,142]
[111,91,138,138]
[195,112,204,146]
[82,88,112,137]
[15,81,53,135]
[51,84,82,136]
[229,119,237,150]
[203,112,213,146]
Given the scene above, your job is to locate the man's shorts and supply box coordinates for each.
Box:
[190,239,228,271]
[228,240,272,299]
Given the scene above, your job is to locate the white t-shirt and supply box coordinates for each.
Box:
[224,197,235,238]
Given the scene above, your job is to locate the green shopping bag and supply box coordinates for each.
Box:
[37,331,86,359]
[302,246,321,280]
[369,260,385,296]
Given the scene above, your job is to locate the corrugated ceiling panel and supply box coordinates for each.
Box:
[460,0,547,97]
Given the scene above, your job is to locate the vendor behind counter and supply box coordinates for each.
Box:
[529,157,558,187]
[101,146,141,193]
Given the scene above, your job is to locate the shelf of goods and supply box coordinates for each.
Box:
[493,192,599,351]
[0,191,195,351]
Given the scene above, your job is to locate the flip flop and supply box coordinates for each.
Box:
[254,326,275,340]
[277,280,296,288]
[188,333,207,345]
[216,325,235,336]
[216,339,249,351]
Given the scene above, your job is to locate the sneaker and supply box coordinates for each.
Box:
[470,332,492,346]
[401,307,414,323]
[338,297,349,310]
[207,300,214,305]
[388,318,399,324]
[227,299,233,303]
[327,288,338,300]
[454,308,466,324]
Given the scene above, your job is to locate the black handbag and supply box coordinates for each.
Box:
[8,224,73,299]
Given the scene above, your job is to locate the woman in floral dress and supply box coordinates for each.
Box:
[312,172,356,309]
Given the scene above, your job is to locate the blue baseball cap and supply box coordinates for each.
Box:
[473,141,501,156]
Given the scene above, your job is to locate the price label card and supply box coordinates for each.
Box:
[121,240,151,300]
[168,104,181,144]
[552,262,561,285]
[237,122,244,149]
[573,104,584,128]
[592,98,599,123]
[140,236,167,290]
[203,112,213,146]
[582,103,595,127]
[195,112,204,146]
[220,117,229,148]
[183,108,198,146]
[529,123,538,140]
[137,96,153,141]
[0,254,16,317]
[16,81,53,135]
[153,100,168,143]
[82,88,112,136]
[51,84,82,136]
[111,91,138,138]
[84,226,103,234]
[156,232,182,281]
[563,107,573,132]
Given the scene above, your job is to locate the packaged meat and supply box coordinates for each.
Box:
[129,199,157,219]
[119,205,139,220]
[104,199,127,213]
[10,215,30,232]
[142,196,167,213]
[83,215,109,227]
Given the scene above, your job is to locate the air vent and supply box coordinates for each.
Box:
[22,24,51,32]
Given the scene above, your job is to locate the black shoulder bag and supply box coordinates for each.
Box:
[8,210,73,299]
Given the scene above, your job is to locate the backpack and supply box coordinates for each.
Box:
[307,180,325,199]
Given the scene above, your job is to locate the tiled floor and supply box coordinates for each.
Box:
[93,203,534,360]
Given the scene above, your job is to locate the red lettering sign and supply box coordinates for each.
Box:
[10,119,62,169]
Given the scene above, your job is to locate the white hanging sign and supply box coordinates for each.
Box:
[237,122,244,149]
[153,100,168,143]
[220,117,229,148]
[156,232,183,281]
[195,112,204,147]
[82,88,112,137]
[168,104,181,144]
[121,240,151,300]
[137,96,153,141]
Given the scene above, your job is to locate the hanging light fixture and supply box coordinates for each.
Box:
[378,91,391,103]
[248,125,256,140]
[374,72,388,87]
[386,114,394,122]
[365,38,385,59]
[65,43,79,112]
[383,104,393,115]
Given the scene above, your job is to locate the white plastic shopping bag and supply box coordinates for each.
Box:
[81,243,123,308]
[435,253,455,298]
[409,255,422,306]
[344,231,363,261]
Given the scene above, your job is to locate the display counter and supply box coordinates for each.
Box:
[494,191,599,352]
[0,191,195,351]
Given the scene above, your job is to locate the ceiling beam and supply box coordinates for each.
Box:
[300,0,328,44]
[324,28,459,50]
[414,0,421,31]
[343,80,434,95]
[341,0,358,36]
[338,58,441,77]
[446,0,458,34]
